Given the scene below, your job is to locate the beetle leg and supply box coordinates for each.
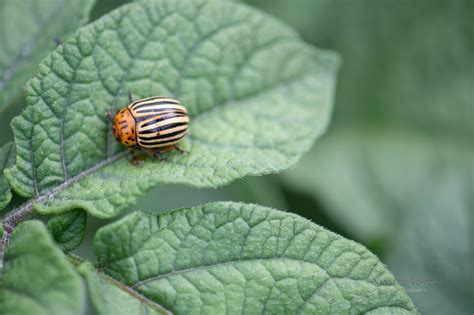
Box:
[144,148,168,162]
[129,148,144,166]
[128,91,133,103]
[173,145,189,155]
[152,151,168,162]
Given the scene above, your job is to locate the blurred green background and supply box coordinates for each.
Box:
[1,0,472,314]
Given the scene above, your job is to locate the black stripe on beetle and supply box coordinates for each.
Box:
[138,128,188,141]
[139,133,187,145]
[109,95,190,160]
[138,122,189,135]
[140,114,188,128]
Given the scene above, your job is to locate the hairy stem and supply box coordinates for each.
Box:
[0,151,128,274]
[0,199,38,271]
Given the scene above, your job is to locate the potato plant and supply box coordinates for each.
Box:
[1,0,471,314]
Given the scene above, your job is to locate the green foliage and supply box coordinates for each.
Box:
[2,0,444,313]
[78,262,169,315]
[5,0,339,219]
[248,0,473,136]
[0,204,417,315]
[0,221,84,315]
[0,142,15,210]
[283,126,473,313]
[247,0,473,313]
[92,202,417,314]
[0,0,96,112]
[283,127,473,243]
[47,209,87,252]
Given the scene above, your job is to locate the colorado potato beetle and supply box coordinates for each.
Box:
[107,94,189,163]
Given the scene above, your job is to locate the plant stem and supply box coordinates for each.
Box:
[0,199,36,272]
[0,150,128,274]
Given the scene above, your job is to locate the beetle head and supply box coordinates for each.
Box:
[112,108,137,147]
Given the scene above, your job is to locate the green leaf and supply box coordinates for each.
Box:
[0,221,84,315]
[93,202,417,314]
[256,2,472,312]
[78,262,169,315]
[283,126,473,242]
[282,126,473,313]
[0,141,15,210]
[247,0,473,137]
[47,209,87,252]
[0,0,96,112]
[5,0,339,218]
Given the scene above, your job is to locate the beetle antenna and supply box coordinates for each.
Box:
[106,111,115,122]
[53,36,62,47]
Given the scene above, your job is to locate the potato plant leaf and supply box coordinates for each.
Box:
[78,262,170,315]
[282,126,473,313]
[5,0,339,218]
[283,127,474,242]
[268,1,473,313]
[0,0,96,112]
[0,221,84,315]
[248,0,474,136]
[92,202,417,314]
[47,209,87,252]
[0,141,15,210]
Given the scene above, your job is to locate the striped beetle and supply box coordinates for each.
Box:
[107,94,189,163]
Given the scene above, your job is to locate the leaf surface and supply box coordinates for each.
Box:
[93,202,417,314]
[78,262,169,315]
[0,141,15,210]
[47,209,87,252]
[0,221,83,315]
[283,127,474,242]
[247,0,473,136]
[261,2,473,312]
[5,0,339,218]
[282,127,474,313]
[0,0,96,112]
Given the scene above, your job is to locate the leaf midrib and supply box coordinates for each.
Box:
[101,256,412,313]
[92,266,173,315]
[127,257,367,289]
[3,151,128,227]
